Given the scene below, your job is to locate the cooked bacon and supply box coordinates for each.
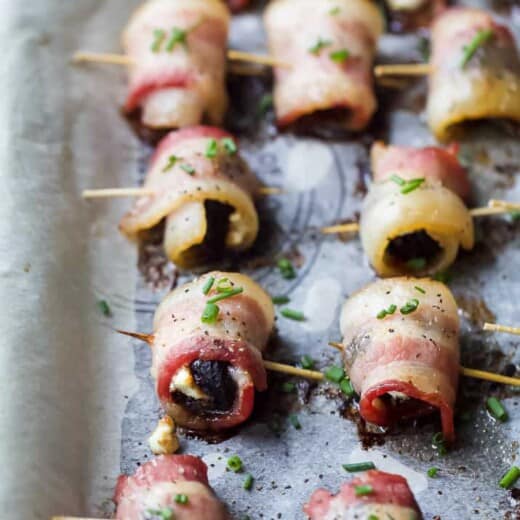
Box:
[340,277,460,442]
[371,141,471,201]
[227,0,250,11]
[427,7,520,141]
[360,177,474,277]
[264,0,384,131]
[122,0,230,129]
[151,272,275,430]
[119,126,260,269]
[304,470,423,519]
[114,455,229,519]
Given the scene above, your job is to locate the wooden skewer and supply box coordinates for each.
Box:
[72,50,291,69]
[321,222,360,235]
[263,360,324,381]
[374,63,433,77]
[488,199,520,212]
[483,322,520,336]
[328,343,520,386]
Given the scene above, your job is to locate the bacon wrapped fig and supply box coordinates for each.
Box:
[115,455,229,519]
[340,277,460,442]
[371,141,471,201]
[122,0,230,130]
[150,271,274,431]
[427,7,520,141]
[360,177,474,277]
[119,127,260,269]
[304,470,423,520]
[264,0,384,131]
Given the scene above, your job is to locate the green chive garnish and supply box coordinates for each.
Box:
[289,413,301,429]
[339,378,355,397]
[258,93,273,115]
[282,382,296,393]
[390,174,406,186]
[499,466,520,489]
[427,467,439,478]
[146,507,174,520]
[162,155,181,172]
[486,397,508,422]
[415,286,426,294]
[227,455,243,472]
[277,258,296,279]
[354,484,373,496]
[221,137,237,155]
[400,178,425,194]
[216,277,233,292]
[205,138,218,158]
[511,210,520,222]
[97,299,111,317]
[151,29,166,52]
[174,494,189,504]
[329,6,341,15]
[377,304,397,320]
[432,432,448,456]
[243,473,254,491]
[407,258,427,271]
[342,461,376,473]
[400,298,419,315]
[460,29,494,68]
[433,270,452,284]
[166,27,187,52]
[272,295,290,305]
[180,163,195,175]
[280,308,305,321]
[309,37,332,55]
[201,302,219,324]
[330,49,349,63]
[325,365,345,383]
[301,355,314,369]
[207,287,243,304]
[368,516,379,520]
[202,276,215,295]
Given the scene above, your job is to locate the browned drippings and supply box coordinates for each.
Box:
[455,295,496,328]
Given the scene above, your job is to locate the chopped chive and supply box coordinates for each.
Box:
[301,355,314,369]
[221,137,237,155]
[427,467,439,478]
[377,309,388,319]
[342,461,376,473]
[201,276,215,295]
[277,258,296,279]
[243,473,254,491]
[339,378,355,397]
[414,286,426,294]
[205,138,218,158]
[162,154,181,172]
[289,413,301,429]
[309,37,332,55]
[280,308,305,321]
[207,287,244,304]
[400,178,425,194]
[367,516,379,520]
[433,270,452,284]
[201,302,219,324]
[329,6,341,15]
[510,210,520,222]
[174,494,189,504]
[282,382,296,393]
[377,304,397,319]
[460,29,494,68]
[258,93,273,115]
[180,163,195,175]
[432,432,448,456]
[499,466,520,489]
[354,484,373,496]
[227,455,243,473]
[325,365,345,383]
[330,49,349,63]
[418,36,430,62]
[166,27,187,52]
[151,29,166,52]
[390,174,405,186]
[400,298,419,315]
[146,507,174,520]
[216,277,233,292]
[486,397,508,422]
[407,258,427,271]
[272,295,290,305]
[97,299,111,317]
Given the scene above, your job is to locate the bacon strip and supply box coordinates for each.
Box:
[119,126,260,269]
[304,470,423,520]
[427,7,520,141]
[340,277,460,442]
[264,0,383,131]
[371,141,471,201]
[122,0,230,129]
[114,455,229,519]
[151,272,275,430]
[360,177,474,277]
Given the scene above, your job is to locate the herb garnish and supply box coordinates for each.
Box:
[280,308,305,321]
[146,507,174,520]
[407,258,427,271]
[427,467,439,478]
[151,29,166,53]
[400,298,419,315]
[162,155,181,172]
[432,432,448,456]
[205,139,218,158]
[330,49,350,63]
[301,355,314,369]
[97,299,111,317]
[460,29,494,68]
[180,163,195,175]
[201,302,219,324]
[329,6,341,15]
[390,174,425,194]
[289,413,301,429]
[258,93,273,115]
[377,304,397,320]
[354,484,374,496]
[309,37,332,55]
[339,378,355,397]
[325,365,345,383]
[166,27,188,52]
[201,276,215,295]
[221,137,237,155]
[227,455,243,472]
[499,466,520,489]
[277,258,296,279]
[207,287,244,304]
[414,286,426,294]
[282,381,296,393]
[486,396,508,422]
[243,473,254,491]
[174,494,189,504]
[272,295,290,305]
[342,461,376,473]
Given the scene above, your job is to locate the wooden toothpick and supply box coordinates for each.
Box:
[374,63,433,77]
[483,323,520,336]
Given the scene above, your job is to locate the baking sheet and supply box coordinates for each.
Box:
[0,1,519,519]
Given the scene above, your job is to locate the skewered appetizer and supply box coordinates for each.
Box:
[427,7,520,142]
[119,126,260,269]
[123,0,230,130]
[114,455,229,519]
[340,277,460,443]
[360,142,474,277]
[149,271,274,431]
[264,0,384,132]
[304,470,423,519]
